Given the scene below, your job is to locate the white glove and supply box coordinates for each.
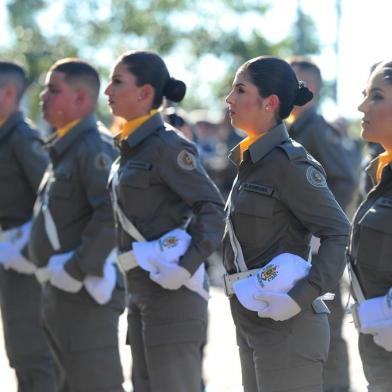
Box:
[35,267,52,284]
[361,319,392,352]
[84,252,116,305]
[0,242,36,274]
[35,251,74,284]
[255,292,301,321]
[149,259,191,290]
[49,252,82,293]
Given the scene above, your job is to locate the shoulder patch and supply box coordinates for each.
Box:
[177,150,196,171]
[306,166,327,188]
[94,152,112,171]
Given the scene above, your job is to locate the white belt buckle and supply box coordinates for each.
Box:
[223,269,259,298]
[116,250,138,273]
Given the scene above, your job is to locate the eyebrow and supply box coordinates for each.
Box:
[362,87,383,96]
[233,82,246,88]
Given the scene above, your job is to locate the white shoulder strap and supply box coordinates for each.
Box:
[110,164,146,243]
[225,190,248,272]
[348,262,365,304]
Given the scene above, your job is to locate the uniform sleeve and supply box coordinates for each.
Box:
[308,125,357,211]
[64,142,116,279]
[158,142,225,274]
[278,159,351,309]
[12,129,49,192]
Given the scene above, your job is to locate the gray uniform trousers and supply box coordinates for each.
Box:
[359,329,392,392]
[126,268,207,392]
[230,296,330,392]
[41,283,125,392]
[0,266,57,392]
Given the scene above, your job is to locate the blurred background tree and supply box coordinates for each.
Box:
[0,0,322,122]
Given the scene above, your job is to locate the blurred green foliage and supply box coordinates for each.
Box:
[1,0,321,121]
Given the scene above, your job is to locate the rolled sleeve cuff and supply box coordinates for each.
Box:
[179,245,203,275]
[288,278,321,309]
[64,258,85,281]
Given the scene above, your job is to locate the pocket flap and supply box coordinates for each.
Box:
[234,187,275,218]
[144,320,206,346]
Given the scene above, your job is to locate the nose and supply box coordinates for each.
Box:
[40,89,48,102]
[358,97,367,114]
[226,89,234,105]
[104,83,111,96]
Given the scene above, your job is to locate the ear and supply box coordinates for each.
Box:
[265,94,280,112]
[138,84,154,103]
[74,87,87,105]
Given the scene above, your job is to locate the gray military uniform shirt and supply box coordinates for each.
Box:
[223,122,350,309]
[110,113,225,275]
[29,114,116,279]
[349,158,392,299]
[0,111,48,229]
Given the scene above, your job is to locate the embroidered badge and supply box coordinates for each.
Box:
[177,150,196,171]
[94,152,112,171]
[306,166,327,188]
[159,236,179,251]
[257,264,278,288]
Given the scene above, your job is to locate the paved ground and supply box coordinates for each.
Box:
[0,282,367,391]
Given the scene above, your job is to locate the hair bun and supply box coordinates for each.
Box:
[163,77,186,102]
[294,81,313,106]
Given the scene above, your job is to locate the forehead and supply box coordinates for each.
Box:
[45,70,67,86]
[233,69,252,84]
[367,69,392,91]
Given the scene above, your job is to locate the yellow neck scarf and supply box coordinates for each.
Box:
[0,117,7,127]
[118,110,158,141]
[239,133,265,160]
[376,150,392,183]
[56,119,80,139]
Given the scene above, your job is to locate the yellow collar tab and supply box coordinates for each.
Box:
[56,119,81,138]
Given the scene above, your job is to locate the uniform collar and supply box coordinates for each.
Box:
[119,112,164,149]
[366,155,392,186]
[0,111,24,140]
[45,113,97,158]
[229,122,289,165]
[288,107,317,137]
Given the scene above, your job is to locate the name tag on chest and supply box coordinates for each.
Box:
[241,183,273,196]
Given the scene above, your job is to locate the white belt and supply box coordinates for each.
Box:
[116,250,138,273]
[223,269,259,297]
[0,227,20,244]
[223,269,336,303]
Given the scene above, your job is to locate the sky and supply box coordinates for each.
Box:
[1,0,392,121]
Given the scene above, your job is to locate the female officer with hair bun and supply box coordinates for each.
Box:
[223,56,350,392]
[105,50,225,392]
[347,60,392,391]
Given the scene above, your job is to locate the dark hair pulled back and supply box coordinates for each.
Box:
[120,51,186,108]
[241,56,313,119]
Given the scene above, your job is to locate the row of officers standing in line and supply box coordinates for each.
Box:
[0,52,390,392]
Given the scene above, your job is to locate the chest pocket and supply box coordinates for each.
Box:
[232,183,276,245]
[119,161,152,189]
[49,174,73,199]
[357,197,392,271]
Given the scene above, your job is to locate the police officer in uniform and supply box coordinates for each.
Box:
[0,62,57,391]
[224,56,350,392]
[287,57,357,392]
[28,58,125,391]
[348,60,392,391]
[105,51,225,392]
